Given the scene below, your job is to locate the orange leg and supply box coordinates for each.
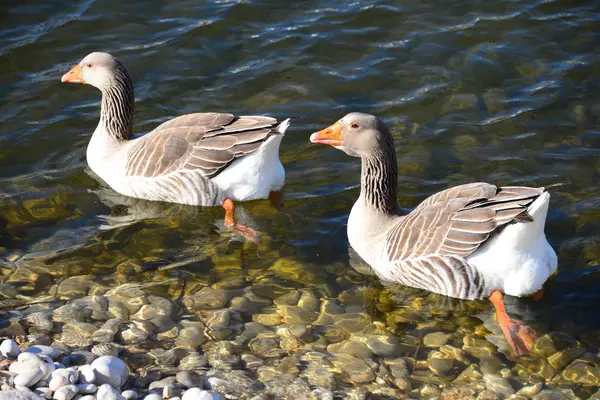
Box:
[222,198,259,242]
[489,290,537,356]
[269,190,283,210]
[529,287,544,302]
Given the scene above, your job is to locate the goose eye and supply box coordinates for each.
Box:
[87,63,92,68]
[350,122,360,129]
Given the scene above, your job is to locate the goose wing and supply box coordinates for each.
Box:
[384,183,544,299]
[125,113,283,179]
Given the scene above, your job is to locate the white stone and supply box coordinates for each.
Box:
[49,375,70,391]
[34,388,52,399]
[0,390,42,400]
[39,356,56,380]
[182,389,224,400]
[14,385,32,392]
[76,383,97,394]
[79,396,96,400]
[14,367,44,387]
[121,390,137,400]
[24,346,60,360]
[52,384,78,400]
[96,384,125,400]
[142,395,161,400]
[0,339,21,359]
[9,357,42,375]
[18,353,41,363]
[91,356,129,388]
[78,365,95,384]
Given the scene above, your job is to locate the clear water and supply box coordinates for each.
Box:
[1,0,600,396]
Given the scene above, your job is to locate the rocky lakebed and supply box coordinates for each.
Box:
[1,240,600,400]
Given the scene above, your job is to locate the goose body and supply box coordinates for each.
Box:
[311,112,559,355]
[63,52,289,207]
[347,183,557,300]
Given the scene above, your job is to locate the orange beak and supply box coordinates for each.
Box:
[61,63,84,83]
[309,121,343,147]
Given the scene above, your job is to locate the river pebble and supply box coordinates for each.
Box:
[0,340,20,359]
[91,356,129,388]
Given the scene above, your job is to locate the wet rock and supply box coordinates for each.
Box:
[148,376,177,391]
[176,324,207,348]
[362,334,409,358]
[92,319,122,344]
[319,325,348,344]
[206,370,264,398]
[241,354,264,371]
[149,315,177,334]
[27,312,55,332]
[175,371,204,388]
[423,332,451,347]
[184,287,232,310]
[383,358,411,391]
[276,306,317,325]
[1,339,21,359]
[91,343,123,358]
[479,355,506,376]
[303,357,336,391]
[53,302,93,324]
[547,348,586,371]
[256,366,312,399]
[248,335,283,358]
[120,320,154,344]
[273,291,300,307]
[238,322,268,341]
[333,313,370,333]
[531,332,580,359]
[428,350,455,377]
[178,352,208,370]
[532,390,567,400]
[562,360,600,386]
[204,309,243,340]
[298,290,320,313]
[331,353,376,384]
[254,312,281,327]
[61,351,96,367]
[327,340,372,359]
[91,356,129,388]
[484,374,515,397]
[156,348,189,367]
[516,382,543,398]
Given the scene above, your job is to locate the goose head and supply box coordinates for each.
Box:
[61,52,126,91]
[309,112,393,158]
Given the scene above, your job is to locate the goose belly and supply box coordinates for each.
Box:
[117,171,225,206]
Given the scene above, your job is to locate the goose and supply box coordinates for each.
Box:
[61,52,290,236]
[310,112,558,355]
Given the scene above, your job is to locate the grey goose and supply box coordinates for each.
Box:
[310,112,558,355]
[62,52,290,237]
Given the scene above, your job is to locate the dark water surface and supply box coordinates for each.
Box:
[1,0,600,398]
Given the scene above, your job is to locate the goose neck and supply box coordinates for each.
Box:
[99,67,134,141]
[360,145,399,216]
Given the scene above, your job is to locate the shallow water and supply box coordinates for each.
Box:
[1,0,600,398]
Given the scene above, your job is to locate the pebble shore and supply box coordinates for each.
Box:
[1,257,600,400]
